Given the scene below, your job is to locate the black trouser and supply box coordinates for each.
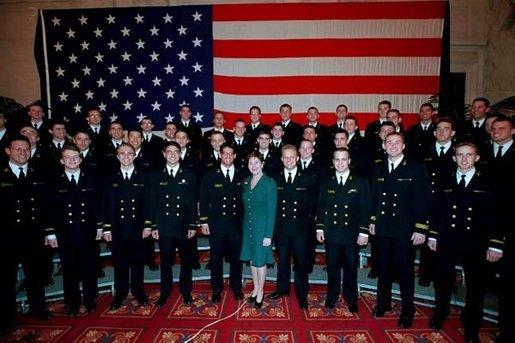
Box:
[418,244,436,282]
[209,231,242,293]
[325,240,358,305]
[274,233,309,301]
[375,235,415,316]
[111,236,145,299]
[158,236,192,297]
[143,237,156,266]
[498,239,514,341]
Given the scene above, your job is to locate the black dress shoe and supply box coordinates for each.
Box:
[147,262,159,271]
[211,292,221,303]
[254,299,263,309]
[156,294,169,307]
[183,293,193,304]
[67,307,79,317]
[348,303,359,313]
[298,300,308,310]
[233,290,243,300]
[136,295,149,306]
[429,316,443,330]
[398,316,413,328]
[324,300,335,309]
[85,303,97,313]
[109,297,124,311]
[30,309,53,320]
[268,291,288,300]
[247,295,257,303]
[372,307,387,317]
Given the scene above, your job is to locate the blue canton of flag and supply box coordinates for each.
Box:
[39,6,214,130]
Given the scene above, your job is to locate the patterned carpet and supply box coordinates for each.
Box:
[3,281,499,343]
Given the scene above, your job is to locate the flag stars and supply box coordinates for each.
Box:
[78,15,88,25]
[66,29,76,38]
[121,51,131,61]
[85,90,94,100]
[149,51,160,61]
[106,14,116,24]
[163,39,173,49]
[165,89,175,99]
[53,41,63,52]
[120,27,131,37]
[55,67,65,77]
[82,66,92,75]
[163,13,173,23]
[149,26,160,36]
[109,114,118,122]
[123,76,133,86]
[152,77,162,87]
[192,62,203,72]
[134,13,144,23]
[122,100,133,110]
[137,88,147,98]
[93,27,103,37]
[151,101,162,111]
[108,64,118,74]
[135,39,146,49]
[179,75,189,86]
[80,40,90,50]
[192,37,202,47]
[194,112,204,122]
[97,78,106,87]
[164,64,174,74]
[136,65,147,74]
[136,113,146,122]
[74,103,82,113]
[71,79,80,88]
[98,102,107,111]
[51,17,61,26]
[107,40,117,50]
[165,114,175,122]
[192,11,202,22]
[110,89,119,98]
[193,87,204,97]
[68,54,78,63]
[177,25,187,35]
[94,53,104,63]
[177,50,188,61]
[58,92,68,102]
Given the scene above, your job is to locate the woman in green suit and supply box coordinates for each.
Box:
[240,151,277,309]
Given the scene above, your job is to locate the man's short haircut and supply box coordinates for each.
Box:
[73,129,91,138]
[472,97,490,108]
[117,142,135,153]
[249,105,261,114]
[336,104,348,112]
[419,103,435,111]
[220,142,235,154]
[179,104,192,111]
[436,117,456,131]
[281,144,299,156]
[333,128,349,139]
[139,116,153,124]
[492,115,514,128]
[163,140,181,152]
[333,147,351,159]
[110,121,124,129]
[272,122,283,130]
[128,129,143,137]
[387,109,401,117]
[454,141,478,154]
[62,144,80,154]
[280,103,292,111]
[378,100,392,108]
[344,115,359,126]
[385,131,405,143]
[174,129,188,138]
[257,130,272,139]
[307,106,319,112]
[8,134,30,147]
[380,121,396,130]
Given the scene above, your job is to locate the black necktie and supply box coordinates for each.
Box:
[57,142,62,149]
[338,123,342,129]
[339,175,343,186]
[439,146,445,157]
[70,174,77,185]
[496,146,503,159]
[33,123,38,130]
[225,169,231,181]
[19,167,26,180]
[125,172,129,180]
[390,163,394,174]
[459,174,466,188]
[94,127,99,134]
[303,161,307,170]
[475,121,480,129]
[287,172,292,184]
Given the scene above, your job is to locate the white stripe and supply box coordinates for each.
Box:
[214,93,433,115]
[213,19,443,40]
[214,57,441,77]
[39,10,53,118]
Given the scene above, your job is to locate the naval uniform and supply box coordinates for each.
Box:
[150,165,197,298]
[103,166,152,302]
[316,171,371,306]
[272,168,316,302]
[199,166,244,295]
[370,157,430,317]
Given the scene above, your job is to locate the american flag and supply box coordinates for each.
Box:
[37,1,446,130]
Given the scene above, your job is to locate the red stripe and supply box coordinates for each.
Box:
[213,2,446,21]
[214,75,440,95]
[219,111,422,131]
[214,38,442,58]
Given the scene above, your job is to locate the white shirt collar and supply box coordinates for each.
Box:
[121,166,135,179]
[166,164,180,177]
[335,169,350,185]
[388,155,404,171]
[65,170,80,182]
[456,167,476,187]
[284,167,298,182]
[493,139,513,156]
[9,162,28,178]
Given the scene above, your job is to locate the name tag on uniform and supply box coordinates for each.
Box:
[59,189,68,193]
[443,189,452,193]
[1,182,14,187]
[348,189,358,193]
[396,178,412,181]
[112,183,119,187]
[133,183,144,187]
[214,183,223,188]
[82,188,94,192]
[277,186,284,190]
[473,190,488,193]
[296,187,307,191]
[160,182,168,186]
[377,178,384,182]
[327,189,335,194]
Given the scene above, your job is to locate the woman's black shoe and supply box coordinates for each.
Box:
[254,300,263,309]
[247,295,257,303]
